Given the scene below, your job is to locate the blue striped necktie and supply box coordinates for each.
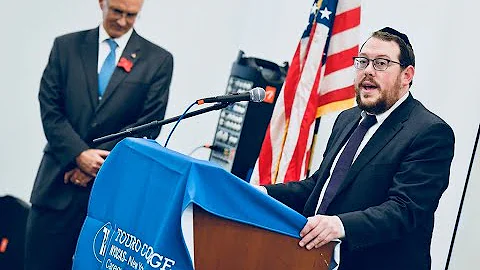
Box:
[98,38,118,98]
[317,114,377,214]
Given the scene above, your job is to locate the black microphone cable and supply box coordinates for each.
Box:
[188,145,207,156]
[164,101,197,148]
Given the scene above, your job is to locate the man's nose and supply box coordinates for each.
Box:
[116,16,127,26]
[363,60,376,75]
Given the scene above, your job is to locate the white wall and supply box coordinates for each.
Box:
[448,125,480,269]
[0,1,478,269]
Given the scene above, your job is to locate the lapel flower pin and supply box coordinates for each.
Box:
[117,57,133,73]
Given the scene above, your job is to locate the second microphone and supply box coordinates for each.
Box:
[197,87,265,105]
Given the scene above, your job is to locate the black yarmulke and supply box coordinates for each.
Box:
[379,27,412,49]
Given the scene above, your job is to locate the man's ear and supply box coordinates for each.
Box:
[402,65,415,87]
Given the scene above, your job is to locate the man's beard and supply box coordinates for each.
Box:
[356,93,388,114]
[355,76,401,114]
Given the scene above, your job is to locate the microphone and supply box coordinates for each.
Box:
[196,87,265,105]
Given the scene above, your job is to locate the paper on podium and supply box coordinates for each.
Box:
[72,138,339,269]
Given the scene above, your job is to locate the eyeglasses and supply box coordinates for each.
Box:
[353,57,403,71]
[108,7,138,21]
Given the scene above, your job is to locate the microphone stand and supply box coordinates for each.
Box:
[93,102,232,145]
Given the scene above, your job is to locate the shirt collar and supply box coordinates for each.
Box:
[98,24,133,50]
[361,91,410,124]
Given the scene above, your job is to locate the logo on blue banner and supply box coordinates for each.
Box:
[93,222,114,263]
[91,222,177,270]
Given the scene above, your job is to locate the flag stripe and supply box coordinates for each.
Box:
[319,66,355,95]
[318,85,356,107]
[327,27,360,56]
[336,0,361,14]
[317,98,356,117]
[332,7,361,35]
[257,126,273,185]
[283,44,303,119]
[324,46,357,76]
[257,95,289,184]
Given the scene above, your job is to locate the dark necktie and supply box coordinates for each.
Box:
[98,38,118,98]
[317,114,377,214]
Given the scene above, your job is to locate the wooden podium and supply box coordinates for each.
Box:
[193,206,335,270]
[72,138,336,269]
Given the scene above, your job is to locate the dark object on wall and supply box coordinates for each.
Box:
[0,195,30,269]
[209,50,288,181]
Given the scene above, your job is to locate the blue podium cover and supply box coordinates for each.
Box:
[73,138,308,270]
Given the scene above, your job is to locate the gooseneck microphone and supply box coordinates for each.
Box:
[93,87,267,145]
[196,87,265,104]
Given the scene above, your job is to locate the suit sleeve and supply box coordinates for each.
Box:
[96,51,174,151]
[38,38,90,168]
[338,122,455,250]
[265,173,318,214]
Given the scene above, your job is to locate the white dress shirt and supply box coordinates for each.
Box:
[97,24,133,73]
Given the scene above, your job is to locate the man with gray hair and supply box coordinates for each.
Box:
[25,0,173,268]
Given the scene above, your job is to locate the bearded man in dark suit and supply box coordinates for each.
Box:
[260,27,454,270]
[25,0,173,268]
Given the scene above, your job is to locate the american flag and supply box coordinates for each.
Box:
[250,0,361,185]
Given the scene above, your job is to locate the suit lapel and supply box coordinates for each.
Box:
[324,113,362,171]
[336,95,417,195]
[96,30,141,113]
[80,28,100,109]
